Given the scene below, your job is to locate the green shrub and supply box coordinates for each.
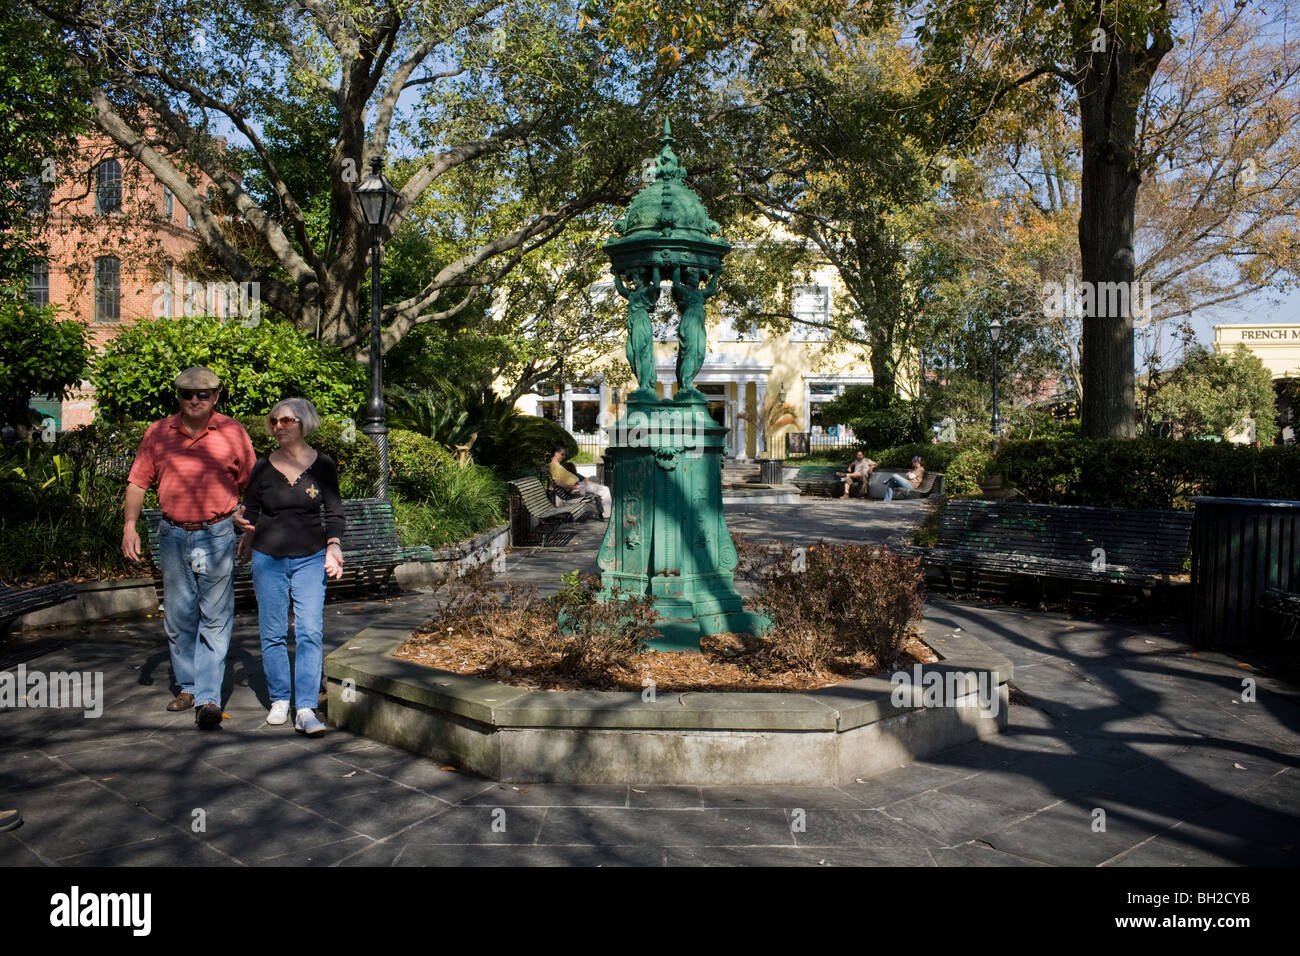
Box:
[944,446,996,498]
[863,441,967,473]
[995,438,1300,509]
[818,385,929,449]
[238,415,379,499]
[0,301,91,428]
[92,315,365,422]
[387,428,505,547]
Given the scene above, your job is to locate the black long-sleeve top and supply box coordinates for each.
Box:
[242,453,345,558]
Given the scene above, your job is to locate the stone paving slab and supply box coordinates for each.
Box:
[1,499,1298,865]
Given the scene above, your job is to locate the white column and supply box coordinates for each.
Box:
[562,387,572,433]
[755,382,767,454]
[734,379,748,461]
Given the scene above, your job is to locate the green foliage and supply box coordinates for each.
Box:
[388,379,577,477]
[944,446,996,498]
[0,302,91,427]
[0,6,93,292]
[0,422,150,583]
[863,441,964,473]
[820,385,929,449]
[995,438,1300,510]
[1147,345,1279,442]
[386,429,505,547]
[91,316,366,423]
[548,573,660,680]
[239,415,379,499]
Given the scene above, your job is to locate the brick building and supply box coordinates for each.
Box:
[24,134,235,428]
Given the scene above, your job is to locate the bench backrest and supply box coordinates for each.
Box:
[143,497,401,562]
[937,500,1192,573]
[508,477,559,516]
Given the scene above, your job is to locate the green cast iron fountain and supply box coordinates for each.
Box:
[597,120,767,651]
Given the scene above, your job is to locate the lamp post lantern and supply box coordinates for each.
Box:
[354,157,399,497]
[989,317,1003,451]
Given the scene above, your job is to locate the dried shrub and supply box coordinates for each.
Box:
[752,542,924,674]
[548,572,659,680]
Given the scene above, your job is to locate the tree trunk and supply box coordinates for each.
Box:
[1074,16,1171,439]
[870,334,897,395]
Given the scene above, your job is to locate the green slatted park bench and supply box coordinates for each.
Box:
[143,498,435,610]
[899,500,1193,601]
[0,581,77,635]
[792,465,845,497]
[508,476,595,546]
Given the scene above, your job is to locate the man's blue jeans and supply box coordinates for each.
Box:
[158,517,237,707]
[250,549,327,712]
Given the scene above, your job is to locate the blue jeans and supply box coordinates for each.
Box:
[883,474,915,501]
[158,517,237,707]
[250,549,327,712]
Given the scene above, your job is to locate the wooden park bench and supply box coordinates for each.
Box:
[0,581,77,635]
[792,465,845,497]
[508,476,595,546]
[900,500,1193,601]
[875,470,945,501]
[143,498,436,609]
[1260,588,1300,641]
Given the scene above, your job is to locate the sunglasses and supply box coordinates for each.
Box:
[178,389,214,401]
[269,416,301,427]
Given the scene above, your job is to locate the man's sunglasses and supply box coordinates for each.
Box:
[269,416,301,427]
[178,389,214,401]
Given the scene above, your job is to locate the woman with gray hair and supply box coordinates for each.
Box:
[236,397,344,736]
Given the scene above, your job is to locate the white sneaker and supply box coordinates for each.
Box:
[295,708,326,736]
[266,700,290,725]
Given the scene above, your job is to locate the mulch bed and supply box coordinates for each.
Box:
[395,623,938,693]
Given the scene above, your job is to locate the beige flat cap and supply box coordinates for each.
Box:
[174,366,221,389]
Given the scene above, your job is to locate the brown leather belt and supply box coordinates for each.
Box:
[163,509,237,531]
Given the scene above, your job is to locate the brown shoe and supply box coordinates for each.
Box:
[166,692,195,712]
[195,702,223,730]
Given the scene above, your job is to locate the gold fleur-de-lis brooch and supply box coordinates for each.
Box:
[305,484,320,499]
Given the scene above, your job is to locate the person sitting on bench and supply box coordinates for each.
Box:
[883,456,926,502]
[547,443,612,520]
[836,451,877,498]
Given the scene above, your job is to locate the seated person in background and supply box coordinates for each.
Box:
[883,456,926,502]
[548,443,612,520]
[836,450,877,498]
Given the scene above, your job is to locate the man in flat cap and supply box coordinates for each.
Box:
[122,367,255,730]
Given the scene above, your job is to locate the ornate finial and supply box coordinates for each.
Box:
[654,118,684,183]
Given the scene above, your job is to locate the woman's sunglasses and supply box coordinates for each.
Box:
[269,416,301,427]
[177,389,213,401]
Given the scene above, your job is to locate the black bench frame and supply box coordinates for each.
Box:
[142,497,435,609]
[0,581,77,635]
[903,500,1193,603]
[508,476,595,546]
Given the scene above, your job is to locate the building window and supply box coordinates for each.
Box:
[791,284,832,341]
[94,159,122,215]
[27,259,49,307]
[163,185,173,219]
[24,175,50,217]
[186,209,194,229]
[161,262,174,318]
[94,256,121,323]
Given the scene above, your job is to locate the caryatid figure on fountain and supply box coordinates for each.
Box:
[614,266,660,399]
[671,264,718,400]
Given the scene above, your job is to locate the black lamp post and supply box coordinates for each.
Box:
[354,157,399,497]
[989,317,1003,451]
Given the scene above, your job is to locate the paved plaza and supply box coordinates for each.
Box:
[2,499,1298,866]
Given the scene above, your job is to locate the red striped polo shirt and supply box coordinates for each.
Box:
[127,412,256,523]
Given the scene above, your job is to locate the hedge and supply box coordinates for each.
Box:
[994,438,1300,510]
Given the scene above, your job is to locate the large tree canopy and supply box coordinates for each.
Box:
[30,0,743,355]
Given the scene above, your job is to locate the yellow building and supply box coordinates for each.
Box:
[521,263,892,460]
[1213,323,1300,379]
